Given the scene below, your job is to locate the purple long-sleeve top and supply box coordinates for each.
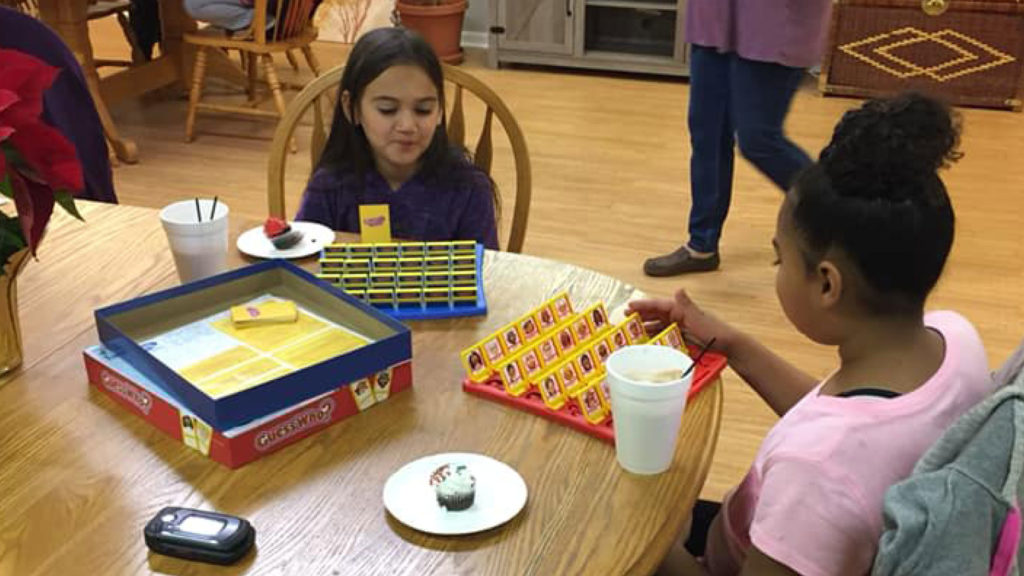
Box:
[686,0,834,69]
[295,163,499,250]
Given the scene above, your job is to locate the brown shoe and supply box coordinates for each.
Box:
[643,246,720,277]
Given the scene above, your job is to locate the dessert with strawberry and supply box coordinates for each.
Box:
[263,217,303,250]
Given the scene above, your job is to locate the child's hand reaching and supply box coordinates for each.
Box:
[626,289,735,353]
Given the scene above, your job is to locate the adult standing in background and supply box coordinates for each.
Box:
[643,0,833,276]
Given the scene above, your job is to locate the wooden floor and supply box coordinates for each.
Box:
[90,23,1024,501]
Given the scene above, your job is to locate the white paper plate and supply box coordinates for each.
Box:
[383,452,528,536]
[236,221,335,260]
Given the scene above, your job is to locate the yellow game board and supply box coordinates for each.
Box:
[143,295,372,399]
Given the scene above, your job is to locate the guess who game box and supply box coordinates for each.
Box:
[460,292,727,443]
[86,260,412,467]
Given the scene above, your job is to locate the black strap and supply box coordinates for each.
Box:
[837,387,902,399]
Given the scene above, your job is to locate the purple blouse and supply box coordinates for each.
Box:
[685,0,833,69]
[295,164,499,250]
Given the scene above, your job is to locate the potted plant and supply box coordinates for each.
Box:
[0,48,84,375]
[393,0,468,64]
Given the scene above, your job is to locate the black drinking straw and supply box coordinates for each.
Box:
[682,337,716,378]
[209,196,219,221]
[194,198,202,222]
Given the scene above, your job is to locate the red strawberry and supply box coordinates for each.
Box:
[263,216,289,238]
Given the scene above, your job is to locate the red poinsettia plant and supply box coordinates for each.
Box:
[0,48,84,275]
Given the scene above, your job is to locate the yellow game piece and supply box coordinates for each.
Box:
[498,323,525,355]
[535,336,560,366]
[581,303,610,334]
[400,242,425,257]
[320,258,345,272]
[424,287,450,303]
[230,300,298,326]
[518,348,544,381]
[497,357,528,396]
[479,334,506,367]
[344,258,371,274]
[652,323,686,352]
[366,288,393,305]
[395,287,421,304]
[555,359,583,395]
[373,257,398,272]
[398,257,424,271]
[574,348,602,381]
[359,205,392,243]
[424,256,450,271]
[342,274,368,288]
[424,270,450,286]
[553,323,577,356]
[452,286,477,302]
[548,292,574,322]
[574,382,609,424]
[452,240,476,255]
[425,241,452,256]
[534,303,558,334]
[452,270,476,286]
[369,272,396,287]
[347,243,374,257]
[623,313,648,344]
[517,314,542,344]
[452,254,475,270]
[536,369,566,410]
[398,271,423,287]
[374,243,399,257]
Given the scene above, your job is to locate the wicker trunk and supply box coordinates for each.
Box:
[821,0,1024,111]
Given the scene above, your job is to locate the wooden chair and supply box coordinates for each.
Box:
[184,0,321,143]
[266,64,532,253]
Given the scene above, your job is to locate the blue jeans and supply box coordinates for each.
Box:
[686,45,812,254]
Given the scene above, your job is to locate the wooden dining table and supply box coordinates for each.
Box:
[36,0,249,164]
[0,201,723,575]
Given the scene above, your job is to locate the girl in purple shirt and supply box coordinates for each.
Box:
[296,28,499,249]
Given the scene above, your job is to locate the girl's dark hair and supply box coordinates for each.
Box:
[316,27,470,183]
[790,93,962,315]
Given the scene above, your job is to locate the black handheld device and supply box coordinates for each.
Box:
[144,506,255,565]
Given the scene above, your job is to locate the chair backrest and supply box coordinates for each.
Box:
[0,0,35,15]
[251,0,318,44]
[267,63,532,253]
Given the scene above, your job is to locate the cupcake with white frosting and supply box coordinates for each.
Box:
[429,463,476,511]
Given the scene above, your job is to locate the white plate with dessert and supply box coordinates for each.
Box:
[383,452,528,536]
[236,218,335,260]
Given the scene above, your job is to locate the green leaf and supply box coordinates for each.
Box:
[55,189,84,222]
[0,214,26,276]
[0,175,11,200]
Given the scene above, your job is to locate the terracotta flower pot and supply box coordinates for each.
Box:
[395,0,468,64]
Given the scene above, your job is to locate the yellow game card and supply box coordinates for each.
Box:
[498,357,528,396]
[554,324,577,356]
[359,204,392,243]
[461,344,490,381]
[591,339,613,366]
[537,369,566,409]
[623,313,648,344]
[574,348,602,381]
[575,382,609,424]
[653,323,686,352]
[230,300,298,326]
[582,303,610,333]
[536,336,560,366]
[556,359,583,395]
[549,292,574,322]
[372,368,392,401]
[350,378,376,410]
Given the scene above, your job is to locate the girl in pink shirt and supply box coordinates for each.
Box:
[631,93,994,576]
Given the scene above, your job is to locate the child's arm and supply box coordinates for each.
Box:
[627,289,818,416]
